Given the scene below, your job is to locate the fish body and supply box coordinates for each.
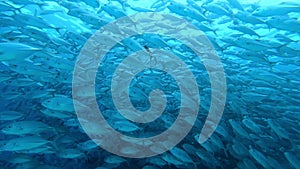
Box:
[1,121,53,135]
[0,110,23,120]
[42,96,75,112]
[0,136,49,151]
[0,42,40,61]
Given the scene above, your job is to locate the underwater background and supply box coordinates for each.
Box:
[0,0,299,168]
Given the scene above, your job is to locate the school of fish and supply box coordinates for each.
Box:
[0,0,299,168]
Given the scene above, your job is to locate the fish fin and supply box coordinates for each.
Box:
[224,146,229,158]
[212,28,218,36]
[16,6,25,13]
[53,27,65,34]
[48,139,58,151]
[24,56,34,63]
[34,8,38,17]
[277,43,288,53]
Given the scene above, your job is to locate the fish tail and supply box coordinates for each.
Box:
[201,6,208,16]
[256,33,261,38]
[49,139,59,151]
[207,18,214,24]
[229,12,236,21]
[3,1,25,14]
[33,1,49,9]
[53,27,65,34]
[15,5,25,13]
[154,0,167,12]
[224,146,229,157]
[212,28,218,36]
[277,43,288,53]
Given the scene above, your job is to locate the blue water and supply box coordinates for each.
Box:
[0,0,299,168]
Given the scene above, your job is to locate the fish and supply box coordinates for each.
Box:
[0,1,23,12]
[7,154,35,164]
[143,165,160,169]
[4,78,36,86]
[104,155,127,164]
[195,148,219,168]
[0,42,41,61]
[147,156,167,166]
[143,34,171,48]
[227,0,244,11]
[5,61,58,77]
[113,120,140,132]
[40,109,73,119]
[203,3,232,16]
[242,158,259,169]
[266,156,284,169]
[7,0,43,6]
[122,38,145,52]
[18,26,51,42]
[57,148,83,159]
[267,16,300,33]
[151,0,166,9]
[231,141,249,157]
[0,136,50,151]
[167,2,210,23]
[169,147,194,163]
[101,4,127,18]
[42,95,75,112]
[19,145,55,154]
[267,119,290,140]
[1,120,54,135]
[228,25,260,37]
[12,13,61,31]
[161,152,184,166]
[284,152,300,169]
[81,0,100,8]
[253,6,300,17]
[234,11,265,24]
[249,147,272,169]
[242,118,262,134]
[233,37,273,51]
[229,119,250,139]
[30,52,75,71]
[124,3,154,12]
[77,139,99,151]
[0,110,24,120]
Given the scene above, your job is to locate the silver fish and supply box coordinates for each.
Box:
[0,42,40,61]
[0,136,49,151]
[1,120,53,135]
